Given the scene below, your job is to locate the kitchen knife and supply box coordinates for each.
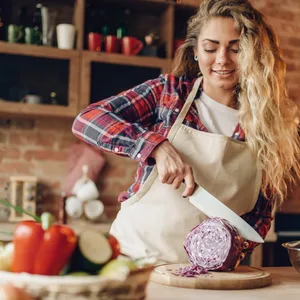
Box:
[189,185,264,243]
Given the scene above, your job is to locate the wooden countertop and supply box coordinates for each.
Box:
[146,267,300,300]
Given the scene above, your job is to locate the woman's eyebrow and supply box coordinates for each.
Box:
[202,39,239,45]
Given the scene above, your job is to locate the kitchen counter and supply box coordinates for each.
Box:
[146,267,299,300]
[0,219,275,267]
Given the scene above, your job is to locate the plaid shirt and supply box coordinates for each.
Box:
[72,73,272,253]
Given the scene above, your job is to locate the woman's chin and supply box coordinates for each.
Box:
[209,75,238,90]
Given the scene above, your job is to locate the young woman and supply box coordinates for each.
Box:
[72,0,300,263]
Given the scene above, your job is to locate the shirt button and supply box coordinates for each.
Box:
[114,147,119,152]
[175,108,179,113]
[137,153,141,159]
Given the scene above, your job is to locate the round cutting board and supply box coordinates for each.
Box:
[150,264,271,290]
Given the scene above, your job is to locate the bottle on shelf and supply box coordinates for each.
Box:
[100,9,110,38]
[32,3,43,45]
[116,9,130,39]
[17,5,29,43]
[49,91,58,105]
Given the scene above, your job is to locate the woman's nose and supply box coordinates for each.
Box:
[216,49,230,65]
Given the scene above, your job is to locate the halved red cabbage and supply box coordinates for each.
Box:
[183,217,245,273]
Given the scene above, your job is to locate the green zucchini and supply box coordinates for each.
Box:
[69,229,112,273]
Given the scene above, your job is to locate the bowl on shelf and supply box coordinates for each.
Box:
[282,240,300,273]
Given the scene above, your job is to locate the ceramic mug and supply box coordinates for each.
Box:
[56,23,76,49]
[105,35,120,53]
[87,32,102,51]
[173,39,184,56]
[76,180,99,203]
[21,95,41,104]
[121,36,143,55]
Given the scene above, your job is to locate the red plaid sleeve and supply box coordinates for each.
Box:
[241,192,273,254]
[72,75,168,163]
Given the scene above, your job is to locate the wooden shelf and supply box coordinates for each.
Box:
[0,100,77,119]
[0,0,198,119]
[0,41,79,60]
[83,51,172,69]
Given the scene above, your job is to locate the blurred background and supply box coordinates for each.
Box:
[0,0,299,269]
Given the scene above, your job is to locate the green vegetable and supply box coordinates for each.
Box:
[0,242,14,271]
[69,229,112,274]
[68,272,90,277]
[98,258,138,280]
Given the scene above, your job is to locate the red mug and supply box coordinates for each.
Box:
[121,36,143,56]
[88,32,102,51]
[173,39,184,56]
[105,35,120,53]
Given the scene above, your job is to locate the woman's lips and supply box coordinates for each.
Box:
[212,70,235,78]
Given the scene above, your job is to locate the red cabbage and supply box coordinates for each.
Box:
[175,218,245,276]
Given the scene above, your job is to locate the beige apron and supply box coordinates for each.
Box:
[110,77,262,263]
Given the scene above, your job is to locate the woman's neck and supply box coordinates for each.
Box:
[202,82,237,109]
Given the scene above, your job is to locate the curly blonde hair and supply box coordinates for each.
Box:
[173,0,300,206]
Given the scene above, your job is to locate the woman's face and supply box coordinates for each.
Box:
[194,17,240,91]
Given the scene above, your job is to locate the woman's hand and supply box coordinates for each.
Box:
[150,140,195,197]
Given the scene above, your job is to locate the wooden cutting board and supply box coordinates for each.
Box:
[150,264,271,290]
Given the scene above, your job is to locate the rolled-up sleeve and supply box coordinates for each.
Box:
[72,76,168,162]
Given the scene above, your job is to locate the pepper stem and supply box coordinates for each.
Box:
[41,212,55,230]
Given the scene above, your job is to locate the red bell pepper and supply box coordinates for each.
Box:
[12,213,77,275]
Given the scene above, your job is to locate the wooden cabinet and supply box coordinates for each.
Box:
[0,0,198,119]
[0,41,80,118]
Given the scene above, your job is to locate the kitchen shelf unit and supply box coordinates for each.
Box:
[79,51,172,110]
[0,41,80,119]
[0,0,199,119]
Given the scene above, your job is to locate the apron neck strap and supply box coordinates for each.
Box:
[167,77,202,142]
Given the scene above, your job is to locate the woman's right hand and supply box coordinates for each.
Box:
[150,140,195,197]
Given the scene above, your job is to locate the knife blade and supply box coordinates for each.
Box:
[189,185,264,243]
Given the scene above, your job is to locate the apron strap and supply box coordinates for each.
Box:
[167,77,202,142]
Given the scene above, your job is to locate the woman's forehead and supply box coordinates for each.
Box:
[199,17,240,41]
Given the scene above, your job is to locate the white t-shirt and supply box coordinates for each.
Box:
[194,91,239,137]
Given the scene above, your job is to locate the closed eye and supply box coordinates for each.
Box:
[204,49,216,53]
[231,49,239,53]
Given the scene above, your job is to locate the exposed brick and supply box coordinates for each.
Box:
[13,120,35,130]
[0,132,7,144]
[262,8,295,21]
[279,23,300,35]
[56,136,78,150]
[9,134,37,145]
[0,120,12,129]
[35,119,73,132]
[279,0,300,9]
[23,150,68,161]
[36,134,55,147]
[4,148,21,160]
[102,204,120,222]
[286,62,298,72]
[282,49,300,60]
[288,88,300,101]
[0,162,33,174]
[289,38,300,47]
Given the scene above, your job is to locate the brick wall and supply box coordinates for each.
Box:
[250,0,300,211]
[0,119,137,220]
[251,0,300,108]
[0,0,299,220]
